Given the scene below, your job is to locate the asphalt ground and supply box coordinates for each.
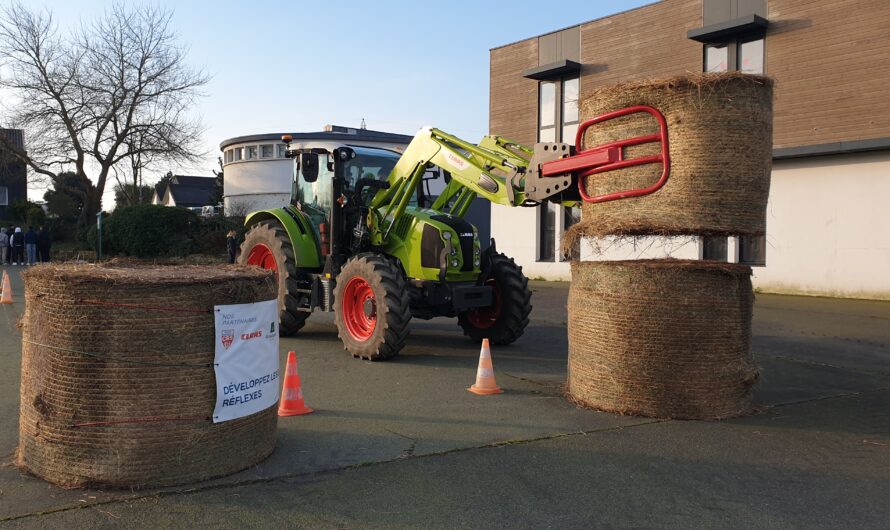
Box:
[0,268,888,528]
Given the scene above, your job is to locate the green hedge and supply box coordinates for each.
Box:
[86,205,239,258]
[105,205,199,257]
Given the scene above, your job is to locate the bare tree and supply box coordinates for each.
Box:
[0,2,208,226]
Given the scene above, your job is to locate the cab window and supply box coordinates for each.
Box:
[295,154,333,237]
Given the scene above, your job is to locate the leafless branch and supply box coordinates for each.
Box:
[0,1,207,224]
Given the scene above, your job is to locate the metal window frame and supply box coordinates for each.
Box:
[702,34,766,74]
[536,76,581,262]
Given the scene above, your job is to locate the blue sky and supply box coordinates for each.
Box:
[18,0,653,202]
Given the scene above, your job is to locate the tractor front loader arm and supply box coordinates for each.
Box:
[370,105,671,241]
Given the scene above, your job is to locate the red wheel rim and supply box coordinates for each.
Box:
[246,243,278,272]
[342,277,376,341]
[467,279,501,329]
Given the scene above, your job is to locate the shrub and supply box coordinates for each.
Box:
[26,206,46,227]
[105,205,199,257]
[8,200,44,225]
[193,216,239,256]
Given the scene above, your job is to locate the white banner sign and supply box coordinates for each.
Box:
[213,299,280,423]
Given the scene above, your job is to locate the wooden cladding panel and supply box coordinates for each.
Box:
[489,39,538,145]
[578,0,702,99]
[768,0,890,148]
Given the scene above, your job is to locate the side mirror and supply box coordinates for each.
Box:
[301,153,319,182]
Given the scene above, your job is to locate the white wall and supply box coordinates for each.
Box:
[223,157,292,215]
[580,235,701,261]
[754,151,890,300]
[224,193,291,216]
[490,203,572,280]
[225,158,292,197]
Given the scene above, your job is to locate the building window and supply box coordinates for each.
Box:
[739,235,766,266]
[246,146,258,160]
[704,37,764,74]
[224,150,233,164]
[705,44,729,72]
[702,236,728,260]
[739,38,764,73]
[0,186,7,206]
[538,203,558,262]
[233,148,242,161]
[278,144,287,158]
[261,144,274,158]
[537,76,581,262]
[538,81,557,143]
[562,77,580,143]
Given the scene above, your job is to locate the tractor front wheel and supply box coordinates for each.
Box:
[239,220,310,336]
[458,252,531,345]
[334,253,412,361]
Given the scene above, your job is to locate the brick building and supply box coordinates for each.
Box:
[489,0,890,298]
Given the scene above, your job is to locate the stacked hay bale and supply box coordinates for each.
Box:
[18,262,278,488]
[564,72,772,419]
[568,260,758,419]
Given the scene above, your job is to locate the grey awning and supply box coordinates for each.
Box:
[687,14,769,43]
[522,60,582,81]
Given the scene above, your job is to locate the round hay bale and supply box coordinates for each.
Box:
[18,262,279,489]
[565,72,773,248]
[567,260,758,420]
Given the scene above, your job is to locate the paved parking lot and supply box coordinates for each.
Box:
[1,270,888,528]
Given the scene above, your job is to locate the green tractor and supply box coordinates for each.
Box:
[240,111,670,360]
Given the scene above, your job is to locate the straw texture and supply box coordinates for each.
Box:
[18,262,279,489]
[565,72,773,250]
[567,260,758,420]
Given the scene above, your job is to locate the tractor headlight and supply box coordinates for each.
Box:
[474,258,481,268]
[474,247,481,255]
[451,259,459,268]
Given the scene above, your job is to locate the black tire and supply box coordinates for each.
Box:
[334,253,411,361]
[239,220,310,336]
[458,252,532,346]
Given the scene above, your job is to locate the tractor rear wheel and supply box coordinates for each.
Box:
[239,220,310,336]
[334,253,411,361]
[458,252,531,346]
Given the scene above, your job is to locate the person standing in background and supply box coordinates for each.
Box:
[6,225,13,263]
[37,226,51,263]
[11,227,23,265]
[226,230,238,264]
[0,228,7,265]
[24,226,38,266]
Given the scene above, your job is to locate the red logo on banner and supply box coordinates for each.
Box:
[221,329,235,349]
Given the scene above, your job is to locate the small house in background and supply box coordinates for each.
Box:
[0,128,28,219]
[152,174,218,212]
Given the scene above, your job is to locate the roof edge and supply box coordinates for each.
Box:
[219,129,414,151]
[489,1,660,52]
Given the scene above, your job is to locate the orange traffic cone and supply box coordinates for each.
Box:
[278,351,313,416]
[0,271,12,305]
[468,339,503,395]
